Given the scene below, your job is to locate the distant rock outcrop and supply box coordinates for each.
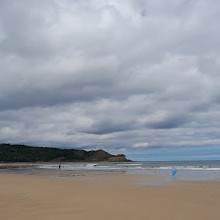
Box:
[109,154,129,162]
[0,144,130,162]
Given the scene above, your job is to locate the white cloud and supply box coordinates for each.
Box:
[133,142,149,148]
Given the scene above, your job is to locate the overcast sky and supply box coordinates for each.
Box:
[0,0,220,159]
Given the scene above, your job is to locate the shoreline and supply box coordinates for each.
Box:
[1,161,220,183]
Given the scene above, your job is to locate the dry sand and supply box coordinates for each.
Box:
[0,172,219,220]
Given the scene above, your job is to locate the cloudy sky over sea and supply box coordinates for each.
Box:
[0,0,220,160]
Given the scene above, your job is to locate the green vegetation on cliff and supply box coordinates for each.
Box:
[0,143,129,162]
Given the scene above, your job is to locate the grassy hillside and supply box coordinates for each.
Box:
[0,143,128,162]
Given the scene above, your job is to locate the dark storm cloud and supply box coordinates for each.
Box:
[0,0,220,153]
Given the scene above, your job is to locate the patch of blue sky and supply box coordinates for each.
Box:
[126,146,220,161]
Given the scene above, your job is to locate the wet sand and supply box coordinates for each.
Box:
[0,171,219,220]
[0,163,36,169]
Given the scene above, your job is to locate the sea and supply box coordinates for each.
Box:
[37,160,220,181]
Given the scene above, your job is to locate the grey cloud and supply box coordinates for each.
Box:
[147,114,189,130]
[83,120,136,135]
[0,0,220,154]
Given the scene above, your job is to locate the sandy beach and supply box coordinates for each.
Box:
[0,171,219,220]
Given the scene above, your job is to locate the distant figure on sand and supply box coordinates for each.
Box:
[59,165,61,170]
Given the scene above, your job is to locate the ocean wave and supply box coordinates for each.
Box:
[117,163,143,166]
[146,166,220,171]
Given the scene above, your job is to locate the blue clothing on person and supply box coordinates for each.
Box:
[172,168,177,176]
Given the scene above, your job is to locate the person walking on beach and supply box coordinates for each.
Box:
[59,164,61,170]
